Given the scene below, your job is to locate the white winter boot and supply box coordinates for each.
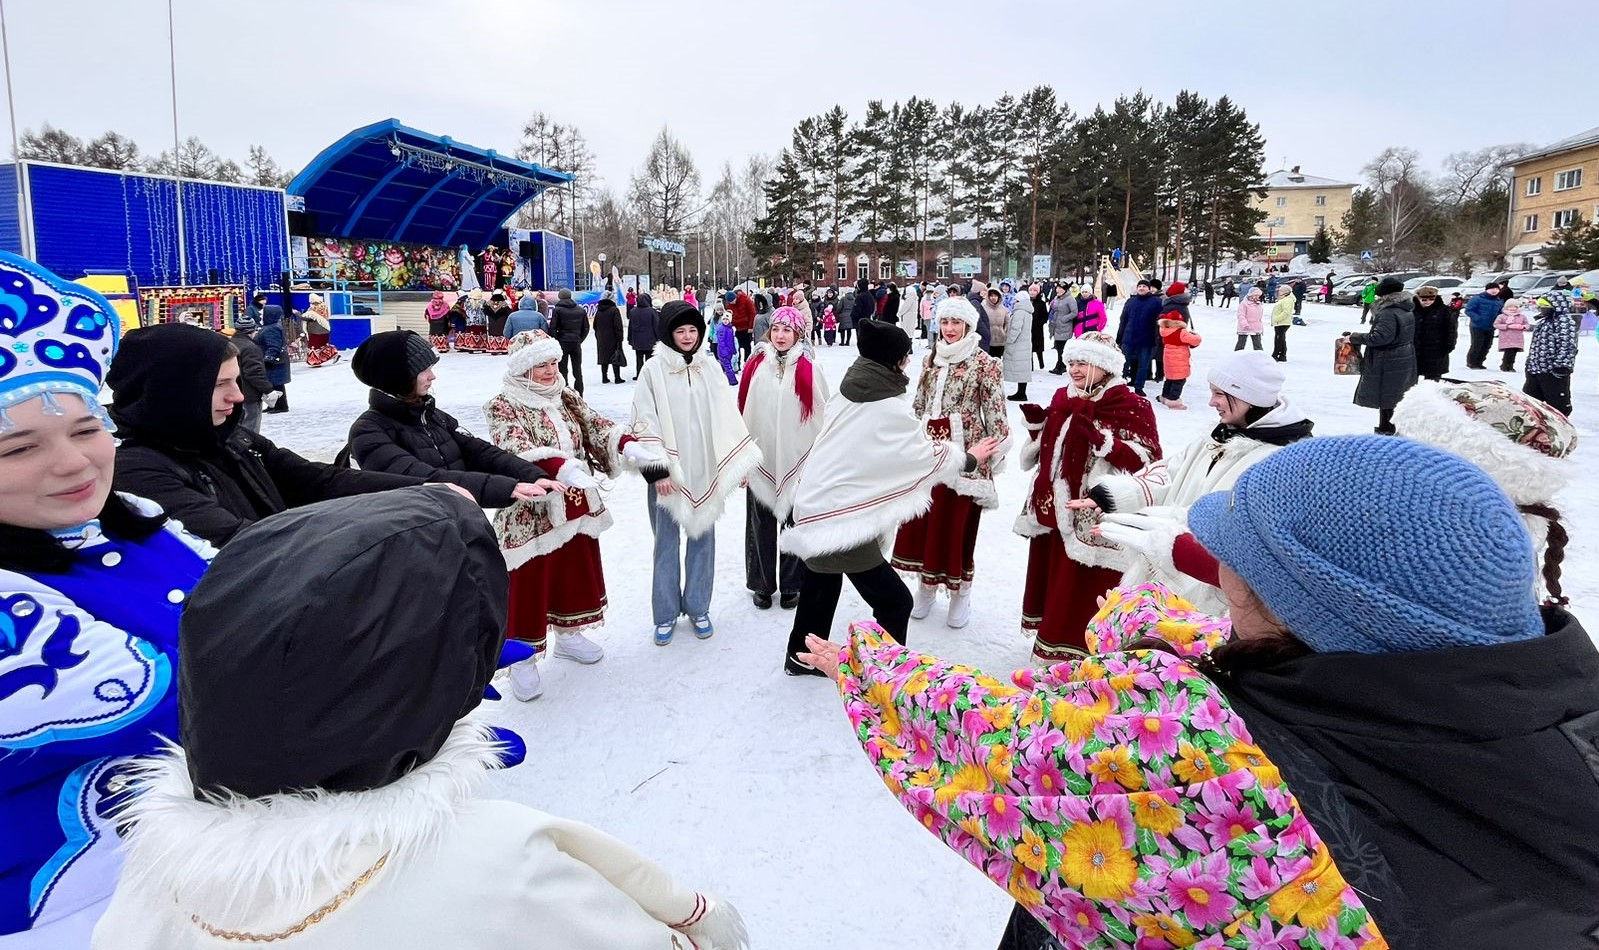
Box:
[910,583,937,620]
[946,586,973,629]
[553,631,604,664]
[507,655,543,701]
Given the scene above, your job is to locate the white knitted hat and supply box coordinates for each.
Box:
[506,331,563,375]
[934,295,979,329]
[1207,351,1286,408]
[1060,331,1123,375]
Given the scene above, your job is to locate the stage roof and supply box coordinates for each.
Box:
[289,119,574,249]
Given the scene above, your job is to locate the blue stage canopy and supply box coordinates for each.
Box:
[289,119,574,249]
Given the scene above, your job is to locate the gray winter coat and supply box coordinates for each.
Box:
[1048,294,1078,340]
[1001,305,1032,383]
[1349,292,1418,411]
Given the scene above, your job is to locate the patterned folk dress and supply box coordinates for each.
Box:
[1015,380,1160,661]
[483,386,631,654]
[832,584,1388,950]
[891,345,1011,592]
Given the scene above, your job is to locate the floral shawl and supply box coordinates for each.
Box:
[833,586,1387,950]
[910,346,1011,508]
[483,389,624,570]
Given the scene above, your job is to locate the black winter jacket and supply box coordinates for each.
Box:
[550,300,590,345]
[346,390,555,507]
[1217,609,1599,950]
[109,323,418,546]
[230,333,272,401]
[1411,298,1458,378]
[1349,291,1418,410]
[115,429,418,547]
[628,292,659,351]
[593,299,624,361]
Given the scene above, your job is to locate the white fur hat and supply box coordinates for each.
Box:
[506,331,563,376]
[1207,351,1286,408]
[1060,331,1123,375]
[934,295,979,329]
[1392,380,1576,506]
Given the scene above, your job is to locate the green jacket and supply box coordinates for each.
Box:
[1361,283,1378,304]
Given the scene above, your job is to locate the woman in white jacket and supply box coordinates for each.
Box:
[1001,295,1033,401]
[94,487,747,950]
[1068,351,1313,615]
[782,320,1000,675]
[739,306,830,610]
[631,301,762,645]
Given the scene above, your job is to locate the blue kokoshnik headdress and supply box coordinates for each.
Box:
[0,250,121,432]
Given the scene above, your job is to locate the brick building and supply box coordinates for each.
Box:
[1506,126,1599,269]
[1251,167,1356,261]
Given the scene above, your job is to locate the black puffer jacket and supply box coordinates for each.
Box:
[628,292,659,350]
[346,390,555,507]
[847,278,875,329]
[1217,609,1599,950]
[109,323,419,546]
[550,298,590,345]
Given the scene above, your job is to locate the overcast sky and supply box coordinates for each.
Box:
[2,0,1589,198]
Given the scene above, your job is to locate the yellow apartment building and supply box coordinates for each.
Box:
[1506,126,1599,269]
[1251,167,1356,261]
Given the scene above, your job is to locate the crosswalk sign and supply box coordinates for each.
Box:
[1361,250,1373,262]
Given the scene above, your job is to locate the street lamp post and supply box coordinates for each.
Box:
[598,253,607,292]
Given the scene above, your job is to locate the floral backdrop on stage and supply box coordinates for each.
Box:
[307,239,461,290]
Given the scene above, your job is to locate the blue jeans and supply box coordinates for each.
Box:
[646,485,716,625]
[1129,345,1156,394]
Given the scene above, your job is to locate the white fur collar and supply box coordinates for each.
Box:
[113,718,504,925]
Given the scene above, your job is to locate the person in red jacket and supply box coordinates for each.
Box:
[729,290,758,364]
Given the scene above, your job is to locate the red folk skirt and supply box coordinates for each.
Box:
[890,484,982,592]
[1020,532,1122,662]
[506,533,607,655]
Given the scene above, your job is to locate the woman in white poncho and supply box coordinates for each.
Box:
[738,306,829,611]
[631,301,762,646]
[781,320,999,676]
[482,331,663,700]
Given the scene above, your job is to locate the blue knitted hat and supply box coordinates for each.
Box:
[1188,435,1542,654]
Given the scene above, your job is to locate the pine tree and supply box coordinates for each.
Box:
[1543,213,1599,269]
[1308,226,1333,263]
[1337,189,1382,258]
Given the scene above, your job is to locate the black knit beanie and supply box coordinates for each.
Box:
[1376,276,1405,296]
[856,318,912,369]
[352,330,439,397]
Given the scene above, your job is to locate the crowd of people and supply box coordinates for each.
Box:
[4,245,1597,950]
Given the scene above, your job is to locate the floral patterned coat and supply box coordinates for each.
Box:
[483,390,627,570]
[832,585,1387,950]
[911,349,1011,508]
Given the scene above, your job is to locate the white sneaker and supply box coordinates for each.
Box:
[507,656,543,701]
[947,587,973,629]
[553,632,604,664]
[910,583,937,620]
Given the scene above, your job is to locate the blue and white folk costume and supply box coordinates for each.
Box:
[0,251,215,948]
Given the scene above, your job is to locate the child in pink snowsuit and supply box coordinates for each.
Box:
[822,307,838,345]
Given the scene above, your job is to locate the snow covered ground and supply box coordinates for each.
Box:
[259,299,1599,949]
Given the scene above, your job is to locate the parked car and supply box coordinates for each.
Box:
[1508,271,1580,294]
[1402,275,1465,292]
[1326,275,1366,304]
[1455,272,1523,298]
[1330,273,1419,305]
